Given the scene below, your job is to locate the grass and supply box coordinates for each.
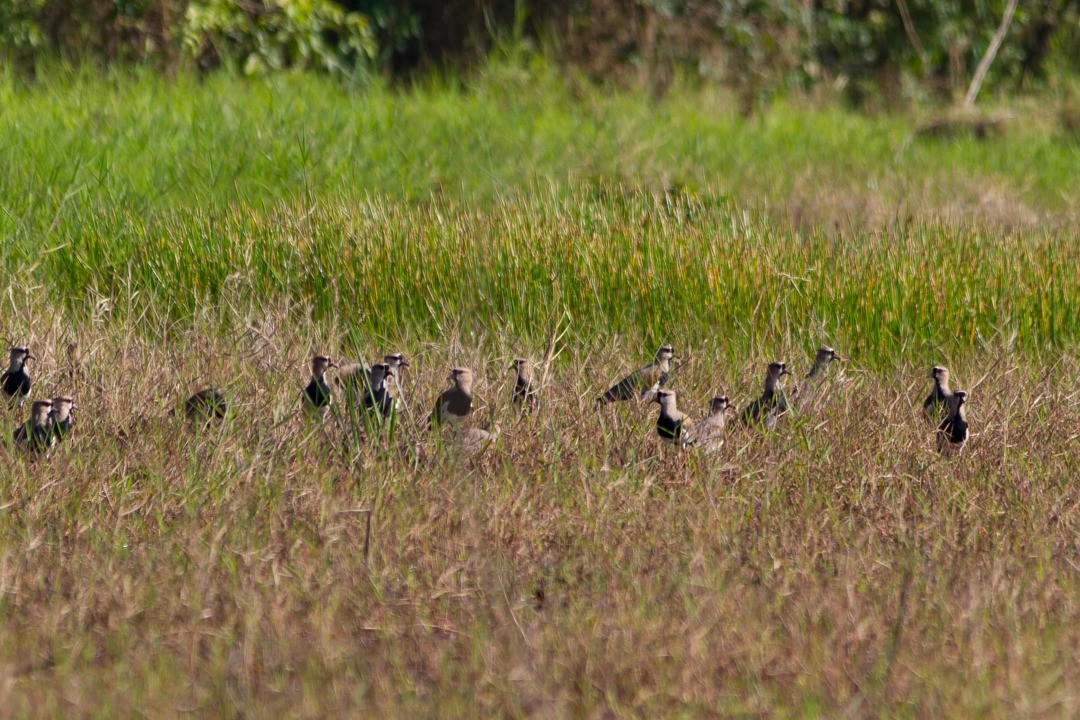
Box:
[0,64,1078,716]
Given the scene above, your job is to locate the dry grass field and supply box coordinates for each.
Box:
[0,69,1078,716]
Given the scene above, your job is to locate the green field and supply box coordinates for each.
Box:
[0,67,1078,716]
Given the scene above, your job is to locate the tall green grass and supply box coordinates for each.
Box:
[17,194,1078,365]
[0,66,1077,361]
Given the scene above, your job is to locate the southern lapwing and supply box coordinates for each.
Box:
[13,399,54,454]
[2,346,34,407]
[303,355,337,418]
[429,367,474,428]
[183,388,227,426]
[511,358,538,409]
[362,363,396,419]
[936,390,969,456]
[686,395,733,454]
[596,345,675,405]
[923,366,953,423]
[48,396,77,443]
[741,361,791,430]
[654,389,693,445]
[793,346,842,409]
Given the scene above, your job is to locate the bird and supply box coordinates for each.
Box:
[741,361,791,430]
[456,423,501,457]
[13,399,54,455]
[596,345,675,405]
[48,396,77,443]
[685,395,734,454]
[380,352,410,410]
[511,358,537,409]
[1,346,34,407]
[182,388,227,426]
[936,390,969,456]
[429,367,474,428]
[361,363,396,419]
[792,346,842,409]
[923,366,953,423]
[335,361,370,393]
[383,352,410,376]
[337,353,409,407]
[654,389,693,445]
[303,355,337,418]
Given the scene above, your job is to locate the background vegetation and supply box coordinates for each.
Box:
[3,0,1079,103]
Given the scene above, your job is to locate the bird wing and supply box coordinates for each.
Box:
[600,372,642,403]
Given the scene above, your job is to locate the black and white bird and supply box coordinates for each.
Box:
[923,366,953,423]
[741,361,791,430]
[511,358,537,409]
[338,352,409,410]
[13,399,54,455]
[596,345,675,405]
[2,346,34,407]
[429,367,474,428]
[182,388,227,426]
[362,363,396,419]
[936,390,969,456]
[303,355,337,418]
[686,395,733,454]
[654,389,693,445]
[48,396,77,443]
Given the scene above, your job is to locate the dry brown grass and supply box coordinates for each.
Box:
[0,298,1077,716]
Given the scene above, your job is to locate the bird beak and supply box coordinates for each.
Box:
[71,403,79,410]
[833,353,843,361]
[399,359,410,368]
[781,368,791,376]
[26,354,36,362]
[328,361,338,369]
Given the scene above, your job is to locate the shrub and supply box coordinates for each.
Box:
[182,0,376,76]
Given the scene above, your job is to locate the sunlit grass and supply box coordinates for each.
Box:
[0,67,1078,716]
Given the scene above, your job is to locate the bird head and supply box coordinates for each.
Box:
[655,389,676,407]
[930,366,949,381]
[51,396,76,412]
[385,352,409,369]
[656,345,675,362]
[710,396,732,414]
[312,355,336,375]
[451,367,474,389]
[954,390,967,406]
[9,346,33,366]
[818,346,842,363]
[769,361,790,378]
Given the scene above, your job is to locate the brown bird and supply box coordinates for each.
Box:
[49,396,77,443]
[654,389,693,445]
[2,346,34,407]
[741,361,791,430]
[182,388,227,426]
[936,390,969,456]
[303,355,337,418]
[13,399,54,454]
[793,346,842,410]
[511,358,538,409]
[597,345,675,405]
[923,366,953,423]
[429,367,474,428]
[456,422,501,457]
[686,395,734,454]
